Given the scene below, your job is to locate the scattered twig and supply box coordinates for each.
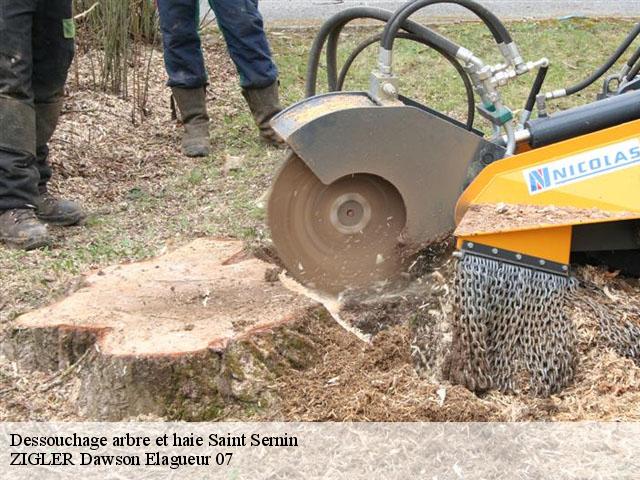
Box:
[199,7,216,31]
[37,349,92,393]
[75,1,99,21]
[0,385,18,397]
[61,108,100,115]
[603,285,620,302]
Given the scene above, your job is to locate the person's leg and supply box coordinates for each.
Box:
[157,0,207,89]
[31,0,85,226]
[208,0,276,89]
[209,0,283,145]
[0,0,39,211]
[0,0,50,249]
[157,0,210,157]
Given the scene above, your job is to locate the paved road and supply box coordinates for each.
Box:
[201,1,640,23]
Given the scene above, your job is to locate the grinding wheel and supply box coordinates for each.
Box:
[268,153,408,294]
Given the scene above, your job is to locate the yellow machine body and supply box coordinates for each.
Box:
[455,118,640,268]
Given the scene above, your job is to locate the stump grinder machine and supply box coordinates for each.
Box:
[267,0,640,395]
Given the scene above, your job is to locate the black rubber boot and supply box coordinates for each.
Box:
[171,87,210,157]
[242,81,284,146]
[0,208,51,250]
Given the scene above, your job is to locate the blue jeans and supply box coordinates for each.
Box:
[157,0,278,90]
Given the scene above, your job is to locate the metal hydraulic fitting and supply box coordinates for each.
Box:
[458,46,512,122]
[476,65,494,81]
[492,58,549,88]
[459,48,496,106]
[490,63,510,74]
[377,47,393,75]
[492,68,517,87]
[456,47,485,72]
[545,88,567,100]
[499,42,527,74]
[523,57,550,74]
[536,93,548,118]
[370,47,400,103]
[370,69,399,104]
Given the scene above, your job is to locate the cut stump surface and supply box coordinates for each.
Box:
[4,239,321,420]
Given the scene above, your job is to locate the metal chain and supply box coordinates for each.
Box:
[570,283,640,363]
[451,253,577,396]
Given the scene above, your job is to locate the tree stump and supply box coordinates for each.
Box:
[3,239,322,420]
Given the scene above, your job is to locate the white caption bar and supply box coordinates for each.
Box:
[2,422,640,479]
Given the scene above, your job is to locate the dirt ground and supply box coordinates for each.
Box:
[2,21,640,421]
[0,35,251,421]
[257,260,640,422]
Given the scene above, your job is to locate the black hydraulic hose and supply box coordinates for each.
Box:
[627,59,640,82]
[305,7,461,97]
[336,34,388,90]
[564,22,640,95]
[381,0,512,52]
[523,65,548,113]
[625,44,640,81]
[336,32,476,129]
[626,45,640,70]
[325,15,460,91]
[326,27,345,91]
[324,10,461,93]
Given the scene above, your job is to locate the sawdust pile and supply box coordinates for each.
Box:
[267,319,496,421]
[269,262,640,422]
[0,362,82,421]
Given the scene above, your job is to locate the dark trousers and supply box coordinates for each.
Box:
[157,0,278,90]
[0,0,74,211]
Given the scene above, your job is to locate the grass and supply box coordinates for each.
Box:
[1,18,639,327]
[271,18,640,128]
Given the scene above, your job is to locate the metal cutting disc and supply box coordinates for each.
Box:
[268,153,407,294]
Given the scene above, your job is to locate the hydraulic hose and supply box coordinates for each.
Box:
[518,64,548,126]
[627,59,640,83]
[336,32,476,129]
[626,43,640,82]
[323,9,461,94]
[305,7,462,97]
[562,22,640,96]
[625,45,640,77]
[523,65,548,113]
[381,0,513,52]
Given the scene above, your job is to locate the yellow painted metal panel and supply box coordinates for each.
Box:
[458,226,573,264]
[455,118,640,264]
[457,119,640,222]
